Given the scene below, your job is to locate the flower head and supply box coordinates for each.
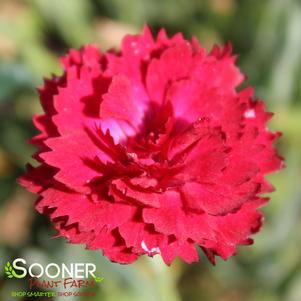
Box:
[19,26,283,265]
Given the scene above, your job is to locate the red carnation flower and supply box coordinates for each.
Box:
[19,26,283,265]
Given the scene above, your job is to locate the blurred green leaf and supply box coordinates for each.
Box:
[0,62,34,101]
[32,0,94,47]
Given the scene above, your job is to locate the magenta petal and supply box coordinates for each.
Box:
[101,75,146,129]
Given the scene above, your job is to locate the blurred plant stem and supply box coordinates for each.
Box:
[147,256,182,301]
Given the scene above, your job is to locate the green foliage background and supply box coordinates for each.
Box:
[0,0,300,300]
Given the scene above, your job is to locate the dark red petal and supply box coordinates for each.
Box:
[146,43,192,103]
[88,228,138,264]
[160,239,199,265]
[18,164,57,193]
[39,187,135,234]
[40,131,108,192]
[111,179,161,208]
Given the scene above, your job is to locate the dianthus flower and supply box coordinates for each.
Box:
[19,26,283,265]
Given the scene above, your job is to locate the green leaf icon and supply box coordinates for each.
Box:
[93,276,104,283]
[5,262,14,279]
